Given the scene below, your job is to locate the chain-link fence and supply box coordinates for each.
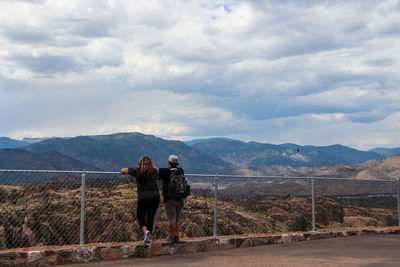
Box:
[1,170,399,250]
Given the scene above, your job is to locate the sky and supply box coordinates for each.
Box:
[1,0,400,150]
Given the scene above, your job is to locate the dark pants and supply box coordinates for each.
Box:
[137,196,160,232]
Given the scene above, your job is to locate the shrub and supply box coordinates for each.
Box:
[288,215,312,232]
[0,187,8,203]
[135,244,148,257]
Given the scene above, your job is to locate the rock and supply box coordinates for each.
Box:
[56,248,73,258]
[217,238,236,250]
[344,216,379,228]
[149,243,173,256]
[0,251,18,260]
[72,247,94,263]
[98,247,120,261]
[187,199,209,210]
[26,251,43,264]
[120,245,137,258]
[47,255,57,265]
[22,224,36,247]
[182,222,205,237]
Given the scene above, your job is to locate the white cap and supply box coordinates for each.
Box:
[168,155,179,165]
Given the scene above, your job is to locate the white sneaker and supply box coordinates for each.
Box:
[144,239,152,247]
[144,231,151,246]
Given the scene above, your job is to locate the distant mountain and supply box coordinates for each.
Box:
[369,147,400,157]
[1,132,395,176]
[184,137,245,146]
[24,132,233,173]
[192,139,385,175]
[0,137,28,149]
[290,155,400,180]
[0,148,99,170]
[22,137,55,144]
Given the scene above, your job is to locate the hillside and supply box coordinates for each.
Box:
[369,147,400,157]
[0,137,28,149]
[0,149,98,171]
[291,155,400,180]
[0,180,396,249]
[192,139,385,175]
[2,132,399,176]
[24,132,233,173]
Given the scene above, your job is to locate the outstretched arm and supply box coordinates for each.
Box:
[121,168,129,174]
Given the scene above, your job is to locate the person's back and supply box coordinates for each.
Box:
[159,166,185,203]
[131,167,159,200]
[121,156,160,247]
[159,155,185,243]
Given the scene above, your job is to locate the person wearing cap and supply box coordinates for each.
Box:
[158,155,185,243]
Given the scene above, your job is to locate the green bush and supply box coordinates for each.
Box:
[288,215,312,232]
[135,245,148,257]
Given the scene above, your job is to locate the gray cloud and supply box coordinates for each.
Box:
[9,54,82,74]
[3,30,50,43]
[1,0,400,150]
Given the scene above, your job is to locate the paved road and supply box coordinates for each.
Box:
[64,234,400,267]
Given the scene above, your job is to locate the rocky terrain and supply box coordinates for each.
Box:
[291,155,400,179]
[0,149,99,172]
[0,178,397,250]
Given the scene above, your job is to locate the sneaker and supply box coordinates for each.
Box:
[173,236,179,243]
[144,231,151,246]
[166,236,174,243]
[144,239,152,247]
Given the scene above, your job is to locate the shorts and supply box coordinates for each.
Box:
[165,199,184,221]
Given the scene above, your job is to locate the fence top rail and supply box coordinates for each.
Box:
[0,169,124,175]
[185,174,397,182]
[1,169,397,182]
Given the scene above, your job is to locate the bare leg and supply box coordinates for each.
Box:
[169,220,177,237]
[175,221,180,237]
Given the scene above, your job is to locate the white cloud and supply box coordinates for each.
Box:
[1,0,400,150]
[83,38,123,67]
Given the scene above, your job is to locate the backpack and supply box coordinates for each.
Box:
[167,168,190,199]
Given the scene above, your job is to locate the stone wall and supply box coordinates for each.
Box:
[1,227,400,267]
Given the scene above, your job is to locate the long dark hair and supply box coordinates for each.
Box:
[134,156,155,185]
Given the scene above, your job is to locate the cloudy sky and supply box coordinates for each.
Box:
[1,0,400,150]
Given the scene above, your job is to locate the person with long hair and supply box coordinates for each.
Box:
[121,156,160,247]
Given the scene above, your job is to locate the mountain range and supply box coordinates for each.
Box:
[22,132,232,173]
[191,139,390,175]
[0,137,29,149]
[1,132,400,175]
[0,149,98,170]
[291,155,400,180]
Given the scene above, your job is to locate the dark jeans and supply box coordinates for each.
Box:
[137,196,160,232]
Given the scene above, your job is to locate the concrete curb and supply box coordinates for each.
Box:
[1,227,400,266]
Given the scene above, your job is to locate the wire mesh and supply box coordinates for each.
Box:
[0,170,82,249]
[180,175,216,238]
[207,176,315,235]
[314,178,398,229]
[0,170,399,250]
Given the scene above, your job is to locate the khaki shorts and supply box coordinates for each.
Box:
[165,199,184,221]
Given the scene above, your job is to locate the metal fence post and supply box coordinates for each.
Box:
[397,178,400,227]
[213,175,219,237]
[80,170,86,245]
[311,178,316,232]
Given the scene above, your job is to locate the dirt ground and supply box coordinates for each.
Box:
[63,234,400,267]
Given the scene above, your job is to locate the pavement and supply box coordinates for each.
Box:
[63,234,400,267]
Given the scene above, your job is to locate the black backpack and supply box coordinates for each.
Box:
[167,168,190,199]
